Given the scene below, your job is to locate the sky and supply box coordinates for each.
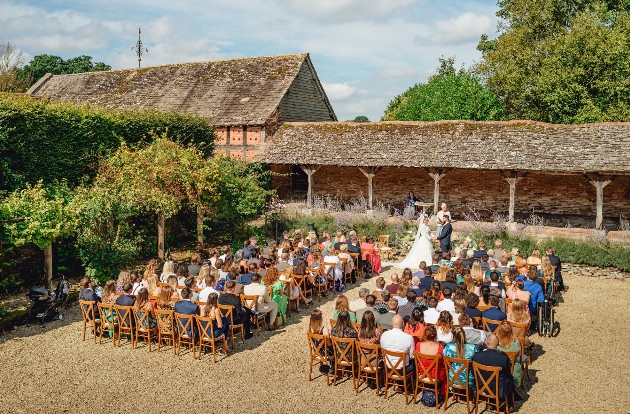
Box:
[0,0,500,121]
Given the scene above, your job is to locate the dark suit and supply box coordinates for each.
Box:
[115,294,135,307]
[174,299,200,338]
[418,276,435,291]
[219,292,252,335]
[482,307,507,332]
[463,258,476,268]
[464,306,482,318]
[472,348,513,398]
[79,288,101,315]
[436,222,452,252]
[238,272,254,285]
[473,249,487,259]
[441,281,458,294]
[547,254,564,289]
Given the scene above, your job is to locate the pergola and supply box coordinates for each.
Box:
[256,120,630,229]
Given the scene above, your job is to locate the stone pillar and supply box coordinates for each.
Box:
[584,173,617,230]
[426,168,450,214]
[358,167,382,210]
[299,164,320,207]
[499,171,529,222]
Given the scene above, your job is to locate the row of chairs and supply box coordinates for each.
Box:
[307,333,511,413]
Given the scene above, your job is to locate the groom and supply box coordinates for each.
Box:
[434,214,452,253]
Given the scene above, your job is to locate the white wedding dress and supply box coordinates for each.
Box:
[384,222,435,270]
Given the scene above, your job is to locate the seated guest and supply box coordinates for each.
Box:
[410,277,423,296]
[423,296,440,324]
[463,274,480,296]
[156,285,175,310]
[374,290,391,315]
[199,292,230,352]
[349,288,370,312]
[372,276,386,301]
[393,285,409,307]
[429,254,441,274]
[276,251,291,272]
[292,248,306,266]
[381,315,415,373]
[184,277,199,301]
[247,247,261,266]
[361,235,382,274]
[412,263,425,279]
[458,313,487,348]
[452,259,465,283]
[385,274,400,295]
[101,280,118,305]
[441,270,458,293]
[493,240,504,261]
[219,281,254,339]
[199,275,218,302]
[438,251,453,267]
[166,275,181,300]
[418,268,436,290]
[117,270,133,291]
[470,261,484,283]
[115,282,136,306]
[496,321,522,388]
[481,295,507,332]
[436,311,454,343]
[435,264,449,282]
[462,250,476,268]
[404,307,426,340]
[496,256,510,275]
[176,265,190,287]
[308,308,330,336]
[507,298,531,347]
[415,325,446,394]
[479,285,491,307]
[453,298,466,325]
[133,287,157,330]
[484,271,506,298]
[479,254,490,272]
[472,334,514,408]
[526,249,542,267]
[377,298,399,330]
[261,267,288,318]
[506,280,531,313]
[430,280,444,301]
[436,287,455,312]
[338,244,355,283]
[188,253,202,277]
[518,267,544,314]
[442,326,477,389]
[464,293,483,318]
[474,240,487,259]
[484,260,500,280]
[333,233,346,251]
[357,310,383,344]
[398,290,418,320]
[244,274,279,330]
[238,263,258,286]
[332,294,357,323]
[173,287,200,337]
[79,277,101,306]
[348,235,361,254]
[323,243,343,282]
[331,310,358,349]
[356,295,377,323]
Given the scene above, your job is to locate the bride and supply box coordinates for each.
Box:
[386,215,435,270]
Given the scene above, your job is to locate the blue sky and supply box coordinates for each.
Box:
[1,0,500,121]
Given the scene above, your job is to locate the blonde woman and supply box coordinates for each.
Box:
[166,275,180,300]
[116,270,132,292]
[101,280,118,304]
[506,280,531,313]
[526,249,542,267]
[471,261,484,283]
[144,259,158,279]
[435,264,449,282]
[463,274,480,295]
[161,260,175,283]
[200,292,229,353]
[146,274,159,296]
[156,285,175,310]
[507,298,531,346]
[197,264,211,288]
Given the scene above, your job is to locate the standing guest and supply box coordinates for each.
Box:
[436,311,454,343]
[219,281,254,339]
[458,313,487,348]
[350,288,371,312]
[356,295,377,323]
[472,334,514,408]
[423,296,440,324]
[436,203,451,238]
[481,296,507,332]
[435,213,453,254]
[381,315,416,374]
[188,253,202,277]
[404,307,426,340]
[404,191,419,217]
[332,295,357,323]
[546,247,566,292]
[357,310,384,344]
[377,299,399,330]
[442,326,477,389]
[115,283,135,307]
[244,274,279,330]
[386,274,401,295]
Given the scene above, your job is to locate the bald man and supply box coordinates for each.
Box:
[472,334,514,406]
[380,315,415,373]
[385,273,400,295]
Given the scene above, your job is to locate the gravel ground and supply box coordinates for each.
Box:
[0,267,628,414]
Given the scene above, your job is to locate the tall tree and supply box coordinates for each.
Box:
[0,42,32,92]
[476,0,630,123]
[383,57,503,121]
[21,54,111,87]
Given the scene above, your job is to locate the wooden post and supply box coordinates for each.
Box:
[584,173,617,230]
[499,171,529,222]
[426,168,450,214]
[299,164,320,207]
[157,213,165,260]
[358,167,382,209]
[44,243,53,291]
[196,206,204,248]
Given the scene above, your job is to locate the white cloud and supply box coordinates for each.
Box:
[277,0,419,21]
[321,82,358,101]
[415,12,494,46]
[373,67,421,82]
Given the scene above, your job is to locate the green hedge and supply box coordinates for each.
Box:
[0,93,215,192]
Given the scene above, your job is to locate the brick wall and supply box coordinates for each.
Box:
[214,125,263,160]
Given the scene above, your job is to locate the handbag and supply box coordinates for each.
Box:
[420,389,444,407]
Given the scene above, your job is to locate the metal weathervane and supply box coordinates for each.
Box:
[131,28,148,68]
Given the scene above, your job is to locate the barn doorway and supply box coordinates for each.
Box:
[291,165,308,193]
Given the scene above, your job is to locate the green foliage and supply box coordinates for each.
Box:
[21,54,111,88]
[353,115,369,122]
[383,57,504,121]
[477,1,630,123]
[0,93,215,193]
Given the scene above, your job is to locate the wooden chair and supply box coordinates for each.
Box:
[377,235,392,260]
[331,337,358,391]
[155,309,176,354]
[339,257,352,286]
[359,236,367,244]
[481,318,504,334]
[329,318,337,329]
[293,274,312,305]
[472,362,510,414]
[443,356,473,414]
[308,267,328,301]
[510,320,531,383]
[218,304,245,348]
[307,332,332,385]
[356,342,382,396]
[79,300,100,343]
[471,317,482,330]
[413,352,442,409]
[282,279,298,317]
[134,308,158,352]
[174,312,196,358]
[382,348,414,405]
[196,315,228,363]
[352,322,361,331]
[477,304,491,312]
[114,305,135,347]
[348,252,362,280]
[361,248,376,279]
[240,294,266,336]
[322,261,337,293]
[97,302,118,346]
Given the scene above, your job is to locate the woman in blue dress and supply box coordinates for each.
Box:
[442,326,477,392]
[404,191,418,217]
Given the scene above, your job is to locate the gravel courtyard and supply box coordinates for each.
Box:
[0,266,628,414]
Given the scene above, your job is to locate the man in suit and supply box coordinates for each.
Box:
[546,247,566,292]
[481,295,507,332]
[472,334,514,408]
[115,283,135,307]
[434,213,452,253]
[174,287,200,338]
[377,299,398,330]
[474,240,487,259]
[356,295,377,324]
[243,274,278,331]
[78,277,101,315]
[238,263,258,286]
[219,281,254,339]
[483,271,506,298]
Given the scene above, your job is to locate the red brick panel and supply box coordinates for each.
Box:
[230,126,244,145]
[247,126,261,145]
[229,150,244,160]
[245,150,258,161]
[215,127,227,145]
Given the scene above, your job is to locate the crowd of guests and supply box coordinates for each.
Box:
[307,240,566,409]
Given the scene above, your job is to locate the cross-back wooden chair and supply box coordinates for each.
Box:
[322,261,338,293]
[97,302,118,346]
[511,328,531,384]
[443,356,473,414]
[218,304,245,348]
[79,300,100,343]
[134,308,158,352]
[472,362,510,414]
[351,322,361,331]
[356,341,382,396]
[155,309,176,354]
[292,274,312,303]
[501,350,519,388]
[329,318,337,329]
[331,337,358,391]
[348,252,362,280]
[359,236,367,244]
[307,332,332,385]
[339,257,352,286]
[477,304,491,312]
[471,317,482,329]
[282,279,298,316]
[196,315,227,363]
[240,294,266,336]
[174,312,196,358]
[382,348,414,405]
[114,305,135,347]
[361,248,376,279]
[413,352,443,409]
[377,235,392,260]
[481,318,504,334]
[308,266,328,301]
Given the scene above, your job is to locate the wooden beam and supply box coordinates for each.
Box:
[358,167,382,209]
[300,164,320,207]
[500,170,528,222]
[585,173,617,230]
[427,168,450,214]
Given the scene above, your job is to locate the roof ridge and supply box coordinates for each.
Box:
[281,120,630,128]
